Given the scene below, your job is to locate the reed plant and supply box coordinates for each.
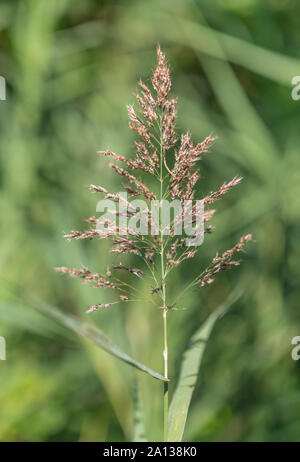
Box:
[54,46,252,442]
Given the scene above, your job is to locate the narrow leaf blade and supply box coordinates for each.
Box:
[167,290,242,441]
[30,297,169,383]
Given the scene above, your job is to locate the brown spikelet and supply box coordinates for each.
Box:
[64,230,101,240]
[170,133,216,199]
[133,141,157,173]
[127,105,154,147]
[86,303,113,313]
[112,264,143,278]
[55,266,118,289]
[204,176,243,206]
[204,209,216,222]
[89,184,108,194]
[152,45,171,108]
[97,150,138,170]
[120,295,129,301]
[135,91,157,125]
[109,163,156,201]
[195,234,253,288]
[139,80,156,109]
[162,97,178,150]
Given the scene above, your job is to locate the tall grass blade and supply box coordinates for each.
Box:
[30,297,169,383]
[167,289,243,441]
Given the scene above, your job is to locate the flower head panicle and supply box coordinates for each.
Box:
[55,266,118,289]
[112,263,144,278]
[57,45,252,314]
[97,150,138,170]
[86,303,113,313]
[195,234,253,288]
[162,98,178,150]
[108,163,156,201]
[152,45,171,108]
[133,141,157,173]
[64,230,101,240]
[135,81,157,126]
[170,132,216,200]
[204,209,216,222]
[110,237,141,256]
[204,176,243,206]
[127,105,154,148]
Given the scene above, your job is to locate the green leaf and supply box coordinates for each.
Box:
[167,290,242,442]
[132,376,147,442]
[30,297,169,383]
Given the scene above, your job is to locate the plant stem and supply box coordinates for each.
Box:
[159,112,168,442]
[161,211,168,441]
[161,203,168,440]
[163,307,168,441]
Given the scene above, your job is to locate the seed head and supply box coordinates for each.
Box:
[56,46,252,314]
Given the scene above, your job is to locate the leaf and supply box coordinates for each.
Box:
[30,297,169,383]
[164,16,300,87]
[0,300,67,338]
[132,376,147,442]
[167,289,243,442]
[84,341,133,439]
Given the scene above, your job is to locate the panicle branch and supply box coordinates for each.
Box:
[204,176,243,206]
[195,234,253,288]
[55,266,118,289]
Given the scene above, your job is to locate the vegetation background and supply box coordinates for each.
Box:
[0,0,300,442]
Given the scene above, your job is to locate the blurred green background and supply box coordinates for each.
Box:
[1,0,300,442]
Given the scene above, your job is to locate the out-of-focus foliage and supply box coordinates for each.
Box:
[0,0,300,442]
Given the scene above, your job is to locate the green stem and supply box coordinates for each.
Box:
[163,307,168,441]
[158,111,168,442]
[161,213,168,440]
